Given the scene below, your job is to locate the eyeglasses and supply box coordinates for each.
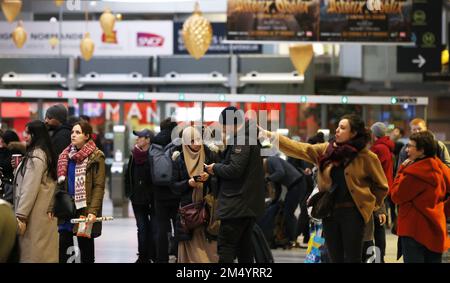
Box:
[406,144,416,148]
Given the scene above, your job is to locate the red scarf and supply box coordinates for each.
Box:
[132,145,148,165]
[58,140,97,178]
[57,140,97,209]
[318,135,367,171]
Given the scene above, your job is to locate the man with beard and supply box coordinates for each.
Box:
[45,104,71,158]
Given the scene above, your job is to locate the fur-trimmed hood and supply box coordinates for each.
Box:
[7,141,26,155]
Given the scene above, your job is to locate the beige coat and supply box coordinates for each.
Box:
[277,135,388,224]
[14,148,59,263]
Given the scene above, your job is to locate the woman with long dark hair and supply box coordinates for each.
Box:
[260,114,388,262]
[57,120,105,263]
[13,120,58,263]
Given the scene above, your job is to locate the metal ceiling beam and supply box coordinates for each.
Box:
[29,0,227,14]
[0,89,429,105]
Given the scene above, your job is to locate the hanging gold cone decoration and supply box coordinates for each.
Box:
[100,8,116,36]
[12,21,26,48]
[289,44,314,76]
[182,2,212,60]
[49,36,59,49]
[1,0,22,23]
[80,32,95,61]
[54,0,64,7]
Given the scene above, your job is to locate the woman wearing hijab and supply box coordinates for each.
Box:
[259,114,388,263]
[171,126,219,263]
[56,120,105,263]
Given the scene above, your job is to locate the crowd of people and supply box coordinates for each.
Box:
[0,103,449,263]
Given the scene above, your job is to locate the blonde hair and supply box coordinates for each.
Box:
[410,118,426,127]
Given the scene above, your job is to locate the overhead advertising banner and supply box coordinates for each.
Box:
[0,21,173,56]
[227,0,412,43]
[174,22,262,54]
[319,0,412,42]
[227,0,320,41]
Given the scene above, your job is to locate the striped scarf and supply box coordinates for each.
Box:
[58,140,97,210]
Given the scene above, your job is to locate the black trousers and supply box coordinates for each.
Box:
[284,179,307,242]
[154,199,179,263]
[322,207,365,263]
[385,196,397,228]
[218,217,255,263]
[362,215,387,263]
[401,236,442,263]
[132,202,158,262]
[59,231,95,263]
[297,176,314,243]
[374,216,386,262]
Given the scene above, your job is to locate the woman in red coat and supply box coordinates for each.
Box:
[391,130,450,263]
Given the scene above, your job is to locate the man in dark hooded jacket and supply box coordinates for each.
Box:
[205,107,265,263]
[45,104,71,158]
[151,117,180,263]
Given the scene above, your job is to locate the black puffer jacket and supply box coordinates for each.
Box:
[49,124,72,158]
[213,120,265,220]
[0,148,13,182]
[171,146,219,241]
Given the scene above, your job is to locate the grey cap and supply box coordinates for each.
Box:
[133,129,154,140]
[45,104,68,123]
[371,122,387,138]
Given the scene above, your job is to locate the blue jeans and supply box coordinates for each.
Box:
[401,236,442,263]
[132,202,158,262]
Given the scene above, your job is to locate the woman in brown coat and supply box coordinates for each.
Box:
[14,120,59,263]
[260,114,388,262]
[57,120,105,263]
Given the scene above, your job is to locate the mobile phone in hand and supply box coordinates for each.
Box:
[193,175,202,182]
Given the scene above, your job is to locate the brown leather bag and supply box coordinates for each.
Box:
[179,201,209,232]
[204,194,220,236]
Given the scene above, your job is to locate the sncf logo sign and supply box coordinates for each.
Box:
[137,33,164,47]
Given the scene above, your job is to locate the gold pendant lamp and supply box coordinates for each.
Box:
[1,0,22,23]
[49,36,59,49]
[182,2,213,60]
[54,0,64,7]
[80,4,94,61]
[12,20,26,48]
[100,8,116,36]
[80,32,95,61]
[289,44,314,76]
[49,17,59,49]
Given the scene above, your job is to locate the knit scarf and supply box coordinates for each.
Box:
[132,145,148,165]
[57,140,97,210]
[318,135,368,172]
